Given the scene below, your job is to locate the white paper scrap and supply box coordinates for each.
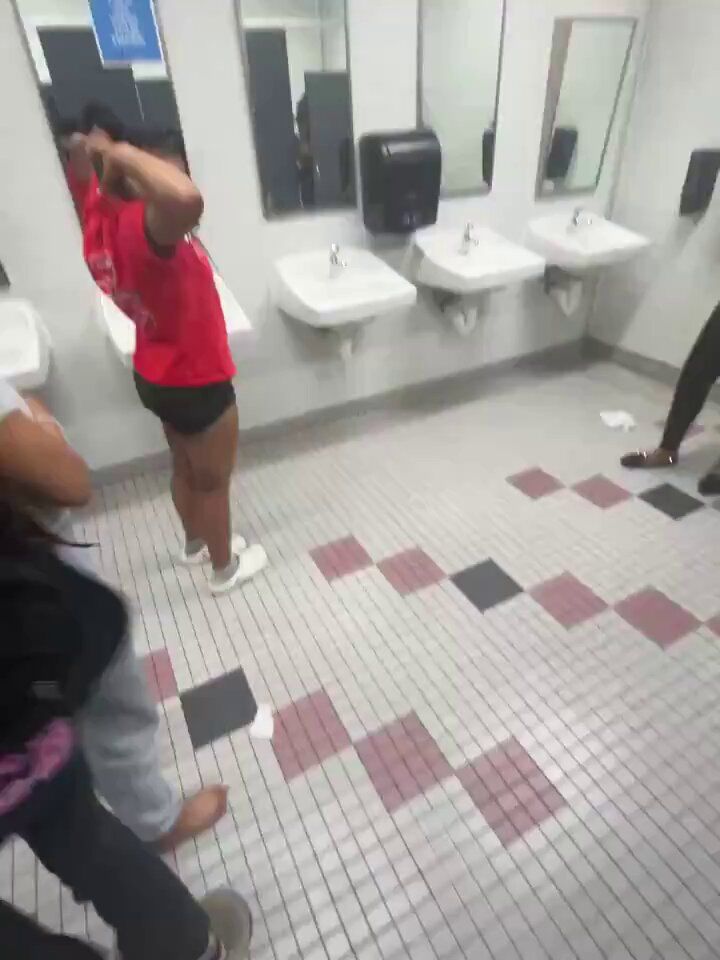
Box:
[600,410,636,432]
[250,703,274,740]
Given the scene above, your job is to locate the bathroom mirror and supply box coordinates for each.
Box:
[237,0,355,218]
[418,0,505,196]
[536,17,636,197]
[16,0,182,221]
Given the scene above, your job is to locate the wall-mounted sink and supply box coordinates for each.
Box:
[274,247,416,329]
[415,225,546,294]
[0,299,51,390]
[527,212,649,272]
[97,274,253,367]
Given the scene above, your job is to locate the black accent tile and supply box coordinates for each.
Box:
[451,560,522,613]
[180,668,257,750]
[639,483,704,520]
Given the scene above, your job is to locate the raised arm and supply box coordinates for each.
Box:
[87,132,203,247]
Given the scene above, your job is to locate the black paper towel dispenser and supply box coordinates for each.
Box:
[359,129,441,234]
[680,149,720,216]
[482,129,495,187]
[545,127,578,181]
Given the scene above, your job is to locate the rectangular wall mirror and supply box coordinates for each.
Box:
[536,17,636,197]
[16,0,182,217]
[418,0,505,197]
[237,0,355,219]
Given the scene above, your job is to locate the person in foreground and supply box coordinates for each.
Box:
[80,124,266,594]
[0,499,252,959]
[620,303,720,495]
[0,378,227,850]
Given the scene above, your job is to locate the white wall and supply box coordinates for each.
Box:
[0,0,647,470]
[420,0,504,194]
[591,0,720,368]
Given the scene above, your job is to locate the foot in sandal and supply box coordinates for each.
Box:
[620,448,677,469]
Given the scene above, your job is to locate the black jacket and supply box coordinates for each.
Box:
[0,547,126,753]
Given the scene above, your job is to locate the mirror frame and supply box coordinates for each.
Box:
[416,0,507,199]
[234,0,356,222]
[535,15,637,199]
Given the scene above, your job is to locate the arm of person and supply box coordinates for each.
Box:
[65,132,94,183]
[88,134,203,247]
[0,408,92,508]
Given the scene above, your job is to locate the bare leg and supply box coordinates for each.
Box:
[163,423,202,545]
[173,404,238,571]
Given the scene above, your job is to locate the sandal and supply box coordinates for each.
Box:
[620,450,677,469]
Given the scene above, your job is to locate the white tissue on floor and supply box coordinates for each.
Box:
[249,703,274,740]
[600,410,636,432]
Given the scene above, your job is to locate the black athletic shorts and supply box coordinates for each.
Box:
[133,371,236,435]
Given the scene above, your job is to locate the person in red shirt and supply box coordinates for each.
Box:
[82,127,266,594]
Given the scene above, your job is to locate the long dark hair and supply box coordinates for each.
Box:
[0,498,72,558]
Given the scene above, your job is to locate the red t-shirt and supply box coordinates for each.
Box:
[83,177,235,387]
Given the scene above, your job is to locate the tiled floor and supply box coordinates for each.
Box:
[5,359,720,959]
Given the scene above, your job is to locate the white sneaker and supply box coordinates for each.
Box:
[209,544,267,595]
[177,533,247,567]
[200,887,253,959]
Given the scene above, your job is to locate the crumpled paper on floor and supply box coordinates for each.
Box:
[600,410,636,432]
[249,703,274,740]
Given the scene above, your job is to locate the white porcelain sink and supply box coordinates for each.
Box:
[415,226,546,294]
[527,213,649,272]
[0,299,51,389]
[97,274,253,367]
[274,248,416,328]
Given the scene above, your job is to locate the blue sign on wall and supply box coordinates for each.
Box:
[90,0,163,64]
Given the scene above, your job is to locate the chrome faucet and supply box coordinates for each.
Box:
[329,243,347,278]
[570,206,593,230]
[461,222,479,254]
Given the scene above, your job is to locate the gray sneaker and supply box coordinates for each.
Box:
[201,888,253,959]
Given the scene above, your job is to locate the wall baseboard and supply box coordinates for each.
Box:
[93,339,591,485]
[584,336,720,401]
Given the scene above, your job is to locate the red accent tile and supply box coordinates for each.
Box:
[272,690,352,781]
[573,475,632,509]
[310,536,373,581]
[507,468,563,500]
[616,589,700,649]
[356,713,453,813]
[530,573,607,628]
[377,547,445,596]
[143,649,178,703]
[707,616,720,638]
[457,737,566,847]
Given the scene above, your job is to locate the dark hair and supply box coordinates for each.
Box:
[129,127,189,170]
[55,117,81,138]
[80,102,126,141]
[0,499,66,559]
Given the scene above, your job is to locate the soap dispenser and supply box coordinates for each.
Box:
[359,129,441,234]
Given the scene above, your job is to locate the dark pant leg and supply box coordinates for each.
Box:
[17,755,211,960]
[661,302,720,451]
[0,899,102,959]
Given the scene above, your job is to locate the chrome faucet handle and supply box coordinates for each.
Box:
[461,222,479,251]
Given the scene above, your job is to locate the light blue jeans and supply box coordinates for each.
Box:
[79,637,182,842]
[59,544,181,842]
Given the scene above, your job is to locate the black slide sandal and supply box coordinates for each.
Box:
[621,450,677,469]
